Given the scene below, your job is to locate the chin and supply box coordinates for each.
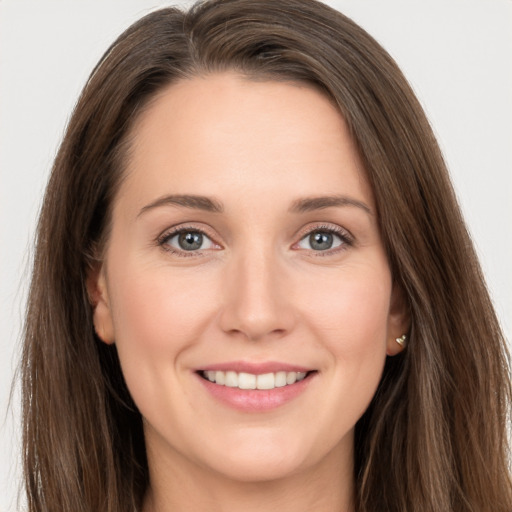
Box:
[196,429,332,484]
[208,451,307,484]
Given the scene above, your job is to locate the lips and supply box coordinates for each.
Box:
[196,362,316,411]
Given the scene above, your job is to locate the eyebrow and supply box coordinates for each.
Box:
[138,194,224,217]
[137,193,372,217]
[289,195,373,215]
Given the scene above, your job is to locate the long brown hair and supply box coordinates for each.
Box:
[21,1,512,510]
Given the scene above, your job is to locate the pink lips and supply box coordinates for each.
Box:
[196,361,316,412]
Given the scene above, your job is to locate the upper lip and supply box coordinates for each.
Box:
[198,361,313,375]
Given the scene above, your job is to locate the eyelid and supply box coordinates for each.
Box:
[157,223,222,255]
[292,223,354,253]
[155,221,354,257]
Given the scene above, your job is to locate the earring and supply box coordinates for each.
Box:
[395,335,407,347]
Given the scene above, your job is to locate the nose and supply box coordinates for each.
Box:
[218,246,296,342]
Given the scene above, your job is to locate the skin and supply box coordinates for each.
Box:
[89,73,407,512]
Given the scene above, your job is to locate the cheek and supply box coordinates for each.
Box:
[106,263,220,385]
[302,264,391,346]
[299,264,391,398]
[110,262,215,334]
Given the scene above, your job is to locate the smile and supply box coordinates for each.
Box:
[196,363,317,411]
[201,370,308,390]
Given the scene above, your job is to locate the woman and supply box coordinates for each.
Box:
[21,0,512,511]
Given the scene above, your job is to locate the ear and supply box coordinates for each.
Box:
[86,264,115,345]
[386,283,410,356]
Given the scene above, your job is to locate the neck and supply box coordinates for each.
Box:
[143,440,355,512]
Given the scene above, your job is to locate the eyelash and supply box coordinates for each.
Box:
[295,224,354,257]
[157,223,354,258]
[157,225,218,258]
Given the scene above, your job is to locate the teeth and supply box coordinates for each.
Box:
[238,372,256,389]
[275,371,287,387]
[286,372,297,385]
[256,373,274,390]
[225,371,238,388]
[202,370,309,390]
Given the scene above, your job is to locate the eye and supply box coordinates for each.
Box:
[160,228,217,253]
[296,228,349,252]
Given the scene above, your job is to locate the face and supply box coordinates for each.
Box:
[90,73,407,485]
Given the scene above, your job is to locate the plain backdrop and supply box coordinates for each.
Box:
[1,1,511,510]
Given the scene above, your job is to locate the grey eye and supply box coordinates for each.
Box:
[310,232,333,250]
[178,232,203,251]
[297,230,343,251]
[165,230,215,252]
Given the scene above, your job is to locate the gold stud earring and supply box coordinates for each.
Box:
[395,335,407,347]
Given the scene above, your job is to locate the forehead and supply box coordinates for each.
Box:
[117,72,373,215]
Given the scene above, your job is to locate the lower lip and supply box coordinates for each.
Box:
[196,373,315,412]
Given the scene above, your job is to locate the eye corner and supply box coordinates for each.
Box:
[293,223,355,255]
[156,224,222,257]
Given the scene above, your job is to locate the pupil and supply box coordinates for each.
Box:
[310,232,333,250]
[178,232,203,251]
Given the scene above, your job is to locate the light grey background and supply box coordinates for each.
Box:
[1,1,510,510]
